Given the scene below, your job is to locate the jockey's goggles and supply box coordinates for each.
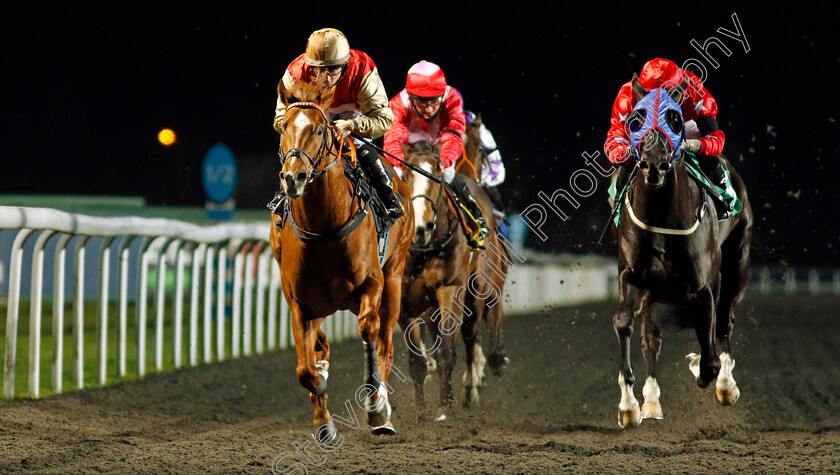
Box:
[409,95,443,109]
[312,65,345,76]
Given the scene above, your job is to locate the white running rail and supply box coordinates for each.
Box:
[0,206,360,399]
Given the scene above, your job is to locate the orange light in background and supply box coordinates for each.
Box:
[158,128,176,146]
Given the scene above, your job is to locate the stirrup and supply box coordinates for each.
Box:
[468,224,489,250]
[384,195,405,219]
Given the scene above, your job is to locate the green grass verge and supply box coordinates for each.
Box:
[0,298,238,402]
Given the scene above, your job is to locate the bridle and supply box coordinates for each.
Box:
[278,102,342,183]
[407,151,459,253]
[274,101,371,243]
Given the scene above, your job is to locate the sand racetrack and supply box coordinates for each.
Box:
[1,293,838,473]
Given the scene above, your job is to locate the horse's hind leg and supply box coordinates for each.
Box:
[614,268,642,429]
[433,284,463,421]
[639,292,664,420]
[484,299,508,377]
[714,221,751,405]
[401,310,430,405]
[460,308,485,408]
[356,276,395,435]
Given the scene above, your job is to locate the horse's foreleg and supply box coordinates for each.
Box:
[614,269,641,428]
[290,309,335,440]
[638,291,663,420]
[687,286,720,388]
[433,284,462,421]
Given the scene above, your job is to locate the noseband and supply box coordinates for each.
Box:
[278,102,342,183]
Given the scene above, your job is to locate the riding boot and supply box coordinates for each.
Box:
[699,155,733,218]
[609,165,632,208]
[357,143,404,220]
[450,175,490,249]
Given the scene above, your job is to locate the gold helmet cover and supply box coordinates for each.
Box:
[305,28,351,67]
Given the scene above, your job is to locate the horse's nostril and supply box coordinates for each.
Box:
[639,162,649,170]
[425,222,435,232]
[295,172,307,183]
[658,163,671,173]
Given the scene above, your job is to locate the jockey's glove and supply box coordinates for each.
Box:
[681,139,702,153]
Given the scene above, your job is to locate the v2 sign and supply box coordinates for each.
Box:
[202,144,238,203]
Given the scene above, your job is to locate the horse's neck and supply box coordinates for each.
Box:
[632,164,700,225]
[291,165,354,232]
[465,137,483,177]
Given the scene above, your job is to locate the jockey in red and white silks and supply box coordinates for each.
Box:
[384,61,466,185]
[605,57,725,167]
[605,57,732,217]
[384,60,489,248]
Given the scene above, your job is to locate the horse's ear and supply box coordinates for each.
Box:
[631,73,648,102]
[474,112,482,125]
[668,78,689,104]
[277,80,294,106]
[318,86,336,111]
[434,141,444,155]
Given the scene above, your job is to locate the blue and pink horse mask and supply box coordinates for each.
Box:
[627,88,684,161]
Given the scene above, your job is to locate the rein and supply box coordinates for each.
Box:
[625,157,710,236]
[623,193,708,235]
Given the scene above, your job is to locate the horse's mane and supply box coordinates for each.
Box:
[279,79,336,111]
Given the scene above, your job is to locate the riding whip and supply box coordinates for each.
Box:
[348,132,443,184]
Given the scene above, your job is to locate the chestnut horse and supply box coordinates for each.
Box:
[612,77,753,428]
[398,140,509,421]
[269,81,414,439]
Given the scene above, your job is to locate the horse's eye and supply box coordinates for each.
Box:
[666,109,683,133]
[627,110,646,133]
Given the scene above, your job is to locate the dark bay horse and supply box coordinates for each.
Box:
[612,77,753,428]
[397,140,509,421]
[457,113,485,181]
[270,81,414,439]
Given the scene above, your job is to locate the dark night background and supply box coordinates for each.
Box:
[1,4,837,267]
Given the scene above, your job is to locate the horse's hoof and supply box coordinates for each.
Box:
[618,407,642,429]
[434,407,448,422]
[371,420,395,436]
[313,420,337,443]
[425,356,437,373]
[641,402,664,420]
[488,354,509,377]
[716,386,741,406]
[686,353,701,378]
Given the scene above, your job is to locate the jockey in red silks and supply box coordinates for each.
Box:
[274,28,403,220]
[605,58,728,200]
[384,60,490,248]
